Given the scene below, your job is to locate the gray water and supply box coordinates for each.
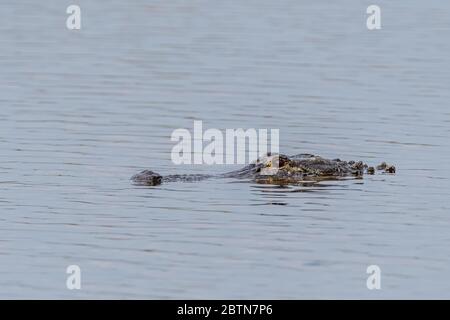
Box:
[1,0,450,299]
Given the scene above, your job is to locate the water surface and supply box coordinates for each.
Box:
[1,0,450,298]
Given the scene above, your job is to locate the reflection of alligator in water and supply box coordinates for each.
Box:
[131,153,396,186]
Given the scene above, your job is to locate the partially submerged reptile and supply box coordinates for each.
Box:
[131,153,396,186]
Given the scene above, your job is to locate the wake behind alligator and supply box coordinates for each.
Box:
[131,153,396,186]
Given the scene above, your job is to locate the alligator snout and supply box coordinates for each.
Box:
[131,170,163,186]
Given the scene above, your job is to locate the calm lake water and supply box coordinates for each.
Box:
[1,0,450,299]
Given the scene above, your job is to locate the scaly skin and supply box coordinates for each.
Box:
[131,153,396,186]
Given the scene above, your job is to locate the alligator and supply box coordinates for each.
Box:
[131,153,396,186]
